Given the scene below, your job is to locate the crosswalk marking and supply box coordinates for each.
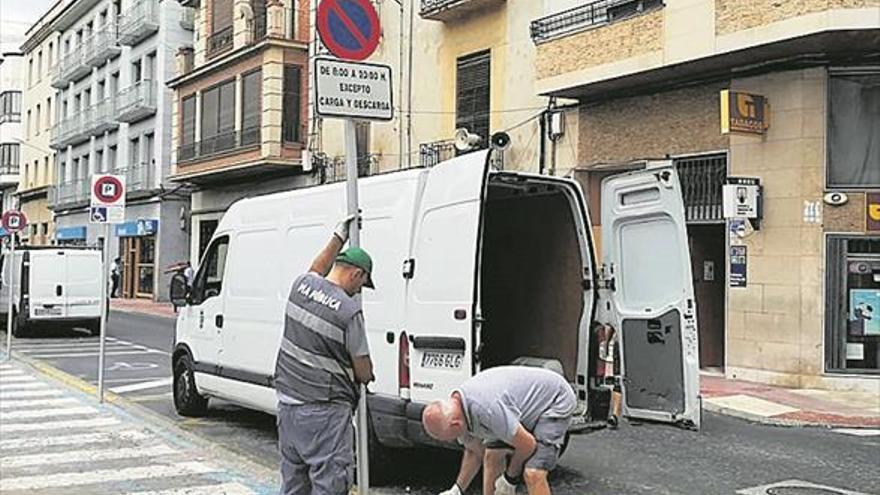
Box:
[0,381,49,391]
[0,405,97,420]
[1,444,178,468]
[0,374,38,383]
[0,461,220,491]
[111,377,173,394]
[0,397,80,409]
[0,429,150,450]
[0,369,25,376]
[0,388,64,399]
[832,428,880,436]
[28,350,166,359]
[0,416,120,433]
[125,482,256,495]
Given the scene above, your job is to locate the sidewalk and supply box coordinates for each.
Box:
[0,357,277,495]
[701,373,880,428]
[110,298,177,319]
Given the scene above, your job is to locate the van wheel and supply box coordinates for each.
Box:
[11,310,27,338]
[173,354,208,417]
[361,416,398,485]
[87,319,102,337]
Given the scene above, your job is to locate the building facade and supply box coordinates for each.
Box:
[44,0,192,300]
[169,0,312,262]
[0,52,24,226]
[530,0,879,391]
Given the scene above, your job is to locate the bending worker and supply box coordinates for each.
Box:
[274,215,376,495]
[422,366,576,495]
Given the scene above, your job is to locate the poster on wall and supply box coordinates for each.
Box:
[849,289,880,336]
[729,245,747,288]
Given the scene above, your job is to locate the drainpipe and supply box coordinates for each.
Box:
[539,110,547,175]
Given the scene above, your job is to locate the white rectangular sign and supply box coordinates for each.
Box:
[315,58,393,121]
[89,205,125,224]
[723,177,760,219]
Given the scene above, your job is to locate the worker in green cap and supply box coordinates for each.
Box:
[274,214,375,495]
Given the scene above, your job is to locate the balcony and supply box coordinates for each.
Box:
[53,180,89,207]
[419,0,505,21]
[116,80,157,123]
[419,139,456,167]
[180,7,195,30]
[0,165,19,186]
[50,48,91,88]
[82,98,118,137]
[118,0,159,46]
[176,127,261,163]
[83,23,121,67]
[118,162,154,192]
[531,0,663,44]
[207,26,234,57]
[49,115,88,149]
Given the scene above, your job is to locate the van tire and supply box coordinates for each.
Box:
[87,319,102,337]
[173,354,208,417]
[10,310,27,338]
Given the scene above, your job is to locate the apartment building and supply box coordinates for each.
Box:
[528,0,880,390]
[18,2,68,246]
[43,0,192,300]
[0,52,24,229]
[168,0,312,262]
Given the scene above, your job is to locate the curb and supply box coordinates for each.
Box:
[109,307,177,320]
[701,400,876,429]
[7,349,280,491]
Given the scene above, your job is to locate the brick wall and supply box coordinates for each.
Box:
[578,82,729,165]
[536,9,663,80]
[716,0,880,35]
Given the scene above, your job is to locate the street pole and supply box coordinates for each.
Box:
[97,223,110,402]
[345,118,369,494]
[5,234,15,361]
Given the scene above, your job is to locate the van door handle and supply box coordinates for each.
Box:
[56,285,63,296]
[215,314,224,328]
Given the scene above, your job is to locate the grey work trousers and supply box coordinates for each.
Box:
[278,402,354,495]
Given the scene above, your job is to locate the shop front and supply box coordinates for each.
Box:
[55,226,88,246]
[116,219,159,299]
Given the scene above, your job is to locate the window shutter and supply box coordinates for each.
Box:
[455,50,491,147]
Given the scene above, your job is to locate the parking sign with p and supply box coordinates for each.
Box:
[91,175,125,224]
[1,211,27,233]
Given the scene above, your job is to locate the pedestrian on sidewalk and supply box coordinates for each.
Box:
[274,214,375,495]
[110,257,121,298]
[422,366,576,495]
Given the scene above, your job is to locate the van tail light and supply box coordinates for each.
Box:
[399,331,411,400]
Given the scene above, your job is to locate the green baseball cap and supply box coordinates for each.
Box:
[336,247,375,289]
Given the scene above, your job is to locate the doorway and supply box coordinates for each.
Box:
[120,235,156,299]
[688,224,726,369]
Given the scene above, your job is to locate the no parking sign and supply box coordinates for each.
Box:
[317,0,381,61]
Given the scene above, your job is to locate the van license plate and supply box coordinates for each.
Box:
[421,352,463,370]
[35,307,62,316]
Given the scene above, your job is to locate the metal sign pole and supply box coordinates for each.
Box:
[5,234,15,361]
[97,223,110,402]
[345,118,369,494]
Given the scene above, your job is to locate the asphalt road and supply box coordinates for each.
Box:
[5,311,878,495]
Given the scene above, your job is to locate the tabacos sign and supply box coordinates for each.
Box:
[868,193,880,232]
[720,90,769,135]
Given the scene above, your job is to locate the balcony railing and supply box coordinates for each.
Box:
[49,115,88,149]
[83,22,121,66]
[419,139,456,167]
[177,127,261,163]
[0,165,20,176]
[53,180,89,206]
[530,0,663,44]
[118,0,159,45]
[82,98,119,136]
[208,26,234,57]
[420,0,505,21]
[51,47,90,88]
[117,162,154,192]
[180,7,195,30]
[116,80,157,123]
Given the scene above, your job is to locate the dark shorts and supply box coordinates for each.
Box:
[485,415,571,471]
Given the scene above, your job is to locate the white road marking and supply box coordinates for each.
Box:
[0,405,97,420]
[832,428,880,436]
[704,394,800,417]
[0,429,150,450]
[738,479,871,495]
[28,350,166,359]
[110,377,173,394]
[0,417,120,433]
[0,375,37,383]
[1,444,177,468]
[0,369,25,375]
[0,461,219,491]
[0,389,64,399]
[13,342,131,349]
[0,363,13,369]
[125,482,256,495]
[0,382,49,391]
[0,397,80,409]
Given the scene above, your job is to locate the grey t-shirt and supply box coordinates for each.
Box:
[457,366,576,444]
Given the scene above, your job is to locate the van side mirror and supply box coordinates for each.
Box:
[169,273,190,308]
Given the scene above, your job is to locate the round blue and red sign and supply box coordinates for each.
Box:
[1,210,27,233]
[317,0,381,61]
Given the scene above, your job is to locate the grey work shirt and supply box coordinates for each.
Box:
[456,366,576,445]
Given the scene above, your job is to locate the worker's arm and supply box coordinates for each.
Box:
[308,215,356,276]
[348,312,374,384]
[504,425,537,479]
[454,434,485,492]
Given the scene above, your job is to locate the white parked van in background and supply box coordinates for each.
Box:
[1,247,103,336]
[170,151,700,468]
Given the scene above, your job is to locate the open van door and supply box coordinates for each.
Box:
[405,151,490,403]
[601,163,701,429]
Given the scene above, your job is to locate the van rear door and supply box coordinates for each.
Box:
[64,250,102,319]
[601,164,701,429]
[29,251,67,318]
[405,151,490,402]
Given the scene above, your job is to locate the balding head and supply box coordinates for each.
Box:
[422,396,466,442]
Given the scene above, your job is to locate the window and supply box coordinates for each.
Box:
[212,0,233,33]
[108,145,117,171]
[43,157,50,183]
[47,42,53,68]
[282,65,301,142]
[35,104,41,135]
[198,219,219,260]
[828,71,880,188]
[0,144,20,172]
[455,50,491,148]
[28,58,33,86]
[132,60,142,84]
[200,79,235,154]
[45,97,52,129]
[36,51,42,81]
[241,70,261,145]
[0,91,21,122]
[130,137,140,168]
[193,235,229,302]
[95,149,104,173]
[26,110,31,139]
[180,94,196,160]
[137,236,155,295]
[145,52,156,81]
[826,236,880,373]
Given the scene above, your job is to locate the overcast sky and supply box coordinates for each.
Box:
[1,0,59,53]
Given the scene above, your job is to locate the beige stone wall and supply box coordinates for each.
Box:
[578,83,729,165]
[715,0,880,35]
[536,10,663,80]
[726,67,827,387]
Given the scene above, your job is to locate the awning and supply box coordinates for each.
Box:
[115,219,159,237]
[56,226,87,241]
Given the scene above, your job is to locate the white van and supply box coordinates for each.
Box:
[170,151,700,457]
[0,247,104,336]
